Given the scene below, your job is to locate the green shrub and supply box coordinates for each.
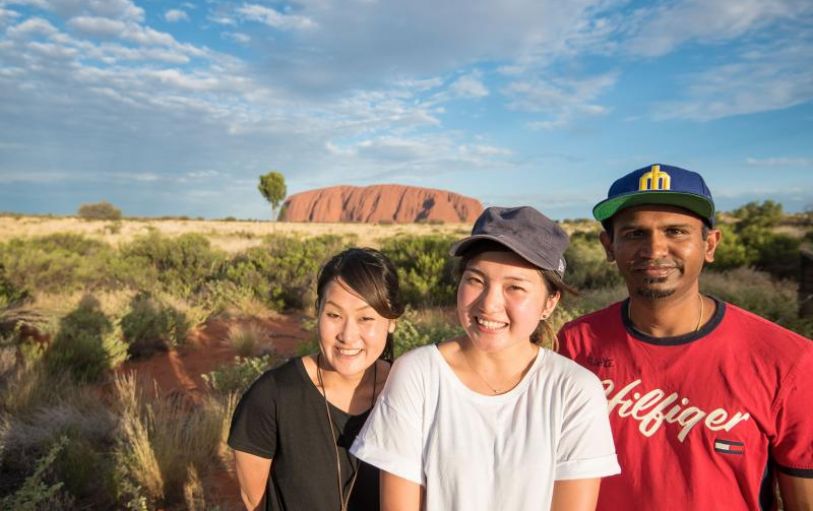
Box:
[120,293,189,358]
[709,223,749,270]
[219,235,351,311]
[0,234,116,294]
[121,233,224,298]
[77,201,122,221]
[392,310,461,357]
[380,235,457,308]
[43,296,115,384]
[700,268,800,329]
[203,355,276,394]
[564,232,622,290]
[0,436,68,511]
[0,263,29,310]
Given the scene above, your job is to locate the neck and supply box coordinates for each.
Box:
[316,356,370,391]
[628,290,707,338]
[462,339,538,373]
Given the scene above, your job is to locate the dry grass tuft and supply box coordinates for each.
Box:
[113,373,237,507]
[226,322,268,357]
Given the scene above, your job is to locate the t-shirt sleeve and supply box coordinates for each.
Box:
[772,346,813,477]
[351,350,427,485]
[227,370,279,459]
[555,366,621,481]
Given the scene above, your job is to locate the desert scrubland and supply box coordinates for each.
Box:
[1,204,810,509]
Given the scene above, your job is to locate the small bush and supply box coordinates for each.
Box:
[564,232,622,290]
[392,309,462,357]
[226,322,268,357]
[0,436,68,511]
[701,267,800,329]
[203,355,276,395]
[120,293,189,358]
[121,233,224,298]
[77,201,122,221]
[0,234,116,294]
[219,235,352,311]
[43,295,115,384]
[380,235,457,308]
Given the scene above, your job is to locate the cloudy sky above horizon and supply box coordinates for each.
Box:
[1,0,811,220]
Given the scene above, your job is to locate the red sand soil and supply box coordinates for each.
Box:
[117,312,311,510]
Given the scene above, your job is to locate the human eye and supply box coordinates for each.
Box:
[507,284,527,293]
[666,227,689,236]
[622,229,644,240]
[324,311,341,319]
[360,315,376,322]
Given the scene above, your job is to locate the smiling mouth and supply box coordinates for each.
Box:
[336,348,363,356]
[475,317,508,330]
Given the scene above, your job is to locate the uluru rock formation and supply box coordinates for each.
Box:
[279,184,483,223]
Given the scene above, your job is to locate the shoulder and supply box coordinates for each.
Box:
[392,343,440,370]
[722,302,811,344]
[243,357,306,397]
[542,349,605,390]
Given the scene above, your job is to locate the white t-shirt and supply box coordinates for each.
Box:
[351,344,620,510]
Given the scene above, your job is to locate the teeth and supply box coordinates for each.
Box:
[476,317,507,329]
[337,348,362,355]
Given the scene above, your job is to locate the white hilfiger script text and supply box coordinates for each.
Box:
[603,379,751,442]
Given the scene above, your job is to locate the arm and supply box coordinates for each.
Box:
[380,471,423,511]
[778,473,813,511]
[233,450,272,511]
[550,478,600,511]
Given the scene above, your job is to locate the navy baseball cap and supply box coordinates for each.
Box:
[593,164,715,226]
[449,206,569,278]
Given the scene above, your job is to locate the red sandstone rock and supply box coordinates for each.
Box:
[279,184,483,223]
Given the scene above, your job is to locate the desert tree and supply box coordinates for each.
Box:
[257,171,287,220]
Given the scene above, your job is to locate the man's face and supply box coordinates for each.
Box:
[600,205,720,300]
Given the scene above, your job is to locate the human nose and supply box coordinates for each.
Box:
[477,284,504,313]
[338,318,358,343]
[640,231,668,259]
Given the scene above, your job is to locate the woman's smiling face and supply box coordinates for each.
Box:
[457,250,559,353]
[317,278,394,379]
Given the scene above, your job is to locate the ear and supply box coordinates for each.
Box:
[599,231,615,262]
[541,290,561,320]
[387,320,397,334]
[704,228,722,263]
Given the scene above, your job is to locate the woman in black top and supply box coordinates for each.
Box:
[228,248,404,511]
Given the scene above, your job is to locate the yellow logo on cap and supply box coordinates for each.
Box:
[638,164,671,191]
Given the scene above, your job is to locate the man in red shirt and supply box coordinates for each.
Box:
[558,163,813,510]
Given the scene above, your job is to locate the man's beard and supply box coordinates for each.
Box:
[636,276,676,299]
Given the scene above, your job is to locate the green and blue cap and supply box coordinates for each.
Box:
[593,164,716,227]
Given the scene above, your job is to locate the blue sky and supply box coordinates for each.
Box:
[0,0,811,220]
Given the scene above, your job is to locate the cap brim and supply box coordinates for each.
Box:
[592,191,714,225]
[449,234,560,275]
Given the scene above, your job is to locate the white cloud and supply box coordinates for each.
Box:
[624,0,812,57]
[652,33,813,121]
[237,4,316,30]
[506,71,617,128]
[223,31,250,44]
[165,9,189,23]
[7,17,58,38]
[67,16,126,37]
[746,157,813,167]
[449,73,488,99]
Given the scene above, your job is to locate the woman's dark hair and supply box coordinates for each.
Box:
[455,240,576,346]
[315,247,405,362]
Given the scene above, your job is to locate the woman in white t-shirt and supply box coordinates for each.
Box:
[351,206,620,511]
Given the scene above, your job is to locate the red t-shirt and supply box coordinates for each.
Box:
[558,299,813,511]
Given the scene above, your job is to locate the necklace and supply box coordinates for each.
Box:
[628,294,705,333]
[461,349,531,395]
[316,354,378,511]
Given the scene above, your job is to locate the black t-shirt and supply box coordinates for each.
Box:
[228,357,381,511]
